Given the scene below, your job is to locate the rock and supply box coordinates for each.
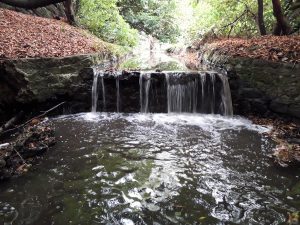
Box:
[240,88,263,99]
[0,159,6,168]
[249,99,269,115]
[270,100,289,114]
[0,53,111,118]
[198,48,300,119]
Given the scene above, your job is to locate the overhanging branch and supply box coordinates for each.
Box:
[0,0,66,9]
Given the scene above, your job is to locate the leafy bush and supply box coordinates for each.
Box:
[118,0,181,43]
[77,0,138,47]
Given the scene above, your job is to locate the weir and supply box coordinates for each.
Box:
[91,70,233,116]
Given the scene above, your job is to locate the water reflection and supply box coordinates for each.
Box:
[0,113,299,225]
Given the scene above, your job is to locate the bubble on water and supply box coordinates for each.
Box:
[121,218,135,225]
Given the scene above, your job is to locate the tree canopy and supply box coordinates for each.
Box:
[2,0,299,47]
[188,0,300,40]
[117,0,181,42]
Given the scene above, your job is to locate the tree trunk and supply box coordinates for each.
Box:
[63,0,76,25]
[272,0,292,35]
[0,0,66,9]
[257,0,267,35]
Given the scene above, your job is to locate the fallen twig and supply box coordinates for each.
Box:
[13,148,28,166]
[0,102,65,136]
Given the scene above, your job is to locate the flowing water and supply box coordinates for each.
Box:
[1,67,299,224]
[0,113,300,225]
[92,71,233,115]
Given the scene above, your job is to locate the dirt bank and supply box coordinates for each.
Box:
[0,9,111,59]
[0,119,55,181]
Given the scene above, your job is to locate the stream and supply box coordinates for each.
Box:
[0,113,299,224]
[0,47,300,224]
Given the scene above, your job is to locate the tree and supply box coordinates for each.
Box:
[77,0,138,46]
[118,0,180,43]
[272,0,292,35]
[257,0,267,35]
[0,0,76,24]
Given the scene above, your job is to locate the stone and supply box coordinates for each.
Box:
[198,48,300,119]
[240,88,263,99]
[0,53,110,118]
[249,99,269,115]
[270,100,289,114]
[0,159,6,168]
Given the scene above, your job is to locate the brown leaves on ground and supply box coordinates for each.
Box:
[196,35,300,64]
[248,115,300,167]
[0,9,109,59]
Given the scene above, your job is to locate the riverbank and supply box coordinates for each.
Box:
[182,35,300,168]
[0,118,55,181]
[0,9,113,59]
[0,8,120,180]
[192,35,300,64]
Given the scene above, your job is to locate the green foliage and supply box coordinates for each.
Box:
[189,0,276,39]
[77,0,138,47]
[119,58,141,69]
[284,0,300,32]
[118,0,181,43]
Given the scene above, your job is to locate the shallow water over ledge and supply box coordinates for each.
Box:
[0,113,299,225]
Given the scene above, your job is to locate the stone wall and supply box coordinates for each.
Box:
[0,53,111,122]
[199,50,300,119]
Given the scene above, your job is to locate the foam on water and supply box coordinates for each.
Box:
[60,112,271,134]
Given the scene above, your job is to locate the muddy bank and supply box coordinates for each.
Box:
[0,119,55,181]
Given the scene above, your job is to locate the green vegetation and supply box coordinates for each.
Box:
[118,0,181,42]
[77,0,138,47]
[76,0,182,47]
[75,0,300,48]
[188,0,300,40]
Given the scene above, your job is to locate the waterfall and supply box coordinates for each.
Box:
[91,69,99,113]
[200,73,206,112]
[101,76,106,111]
[218,74,233,116]
[210,73,216,114]
[166,73,197,113]
[165,72,233,116]
[91,69,105,112]
[116,77,120,113]
[91,70,233,116]
[139,73,151,113]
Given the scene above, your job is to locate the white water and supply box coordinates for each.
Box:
[116,77,120,113]
[91,69,100,113]
[139,73,151,113]
[91,71,233,116]
[91,69,105,112]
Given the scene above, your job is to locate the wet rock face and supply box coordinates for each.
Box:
[199,50,300,119]
[0,54,110,121]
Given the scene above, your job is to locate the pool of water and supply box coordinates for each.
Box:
[0,113,299,225]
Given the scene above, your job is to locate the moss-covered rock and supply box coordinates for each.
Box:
[0,53,110,121]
